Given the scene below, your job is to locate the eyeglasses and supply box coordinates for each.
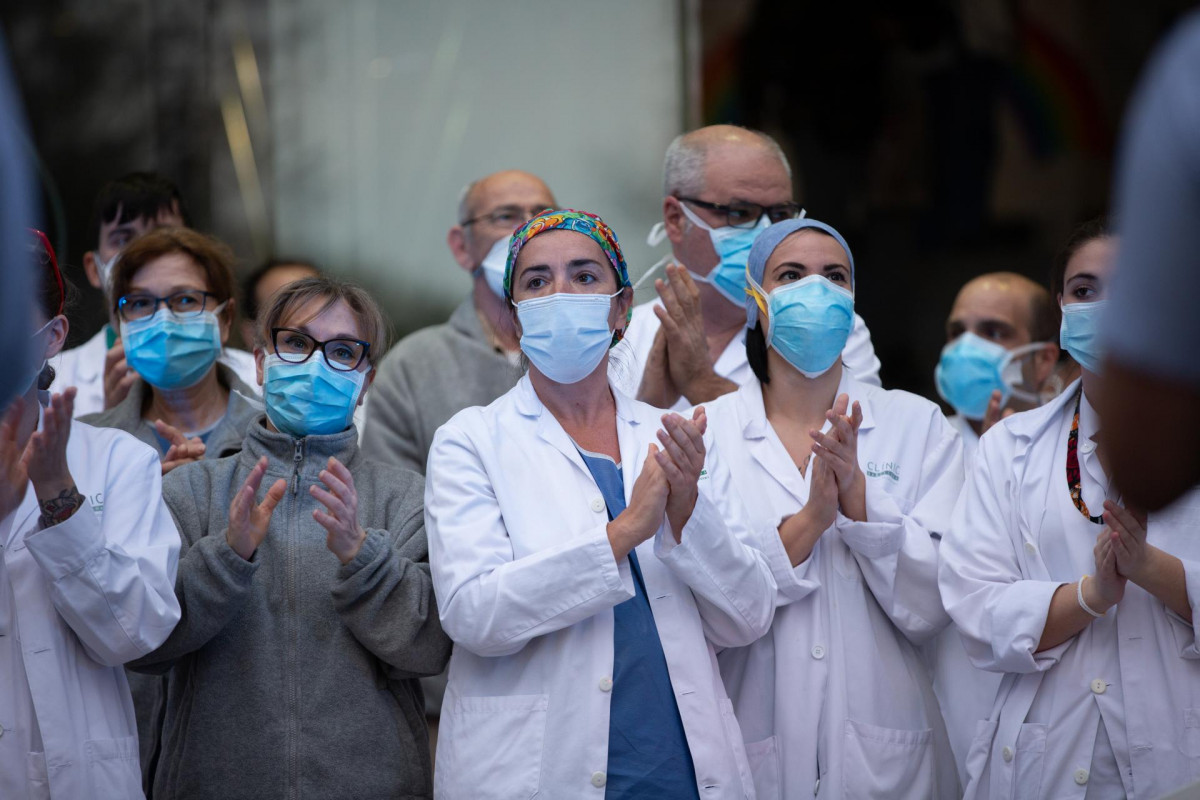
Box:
[271,327,371,372]
[677,197,803,229]
[460,204,551,230]
[117,290,217,322]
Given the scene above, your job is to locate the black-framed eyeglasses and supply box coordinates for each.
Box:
[460,204,551,230]
[117,290,217,322]
[271,327,371,372]
[677,197,803,229]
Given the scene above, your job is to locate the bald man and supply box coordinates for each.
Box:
[624,124,881,409]
[937,272,1062,463]
[363,169,555,472]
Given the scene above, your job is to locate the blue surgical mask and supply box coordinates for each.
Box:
[263,354,367,437]
[678,202,772,306]
[935,333,1047,420]
[475,236,510,298]
[1060,300,1107,374]
[755,274,854,378]
[121,305,225,390]
[514,290,621,384]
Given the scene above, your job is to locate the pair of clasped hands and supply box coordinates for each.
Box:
[1084,500,1157,612]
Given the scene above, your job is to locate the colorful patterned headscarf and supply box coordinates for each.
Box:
[503,208,631,299]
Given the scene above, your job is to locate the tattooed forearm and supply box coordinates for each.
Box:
[39,485,85,529]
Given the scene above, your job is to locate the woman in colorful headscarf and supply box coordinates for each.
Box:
[704,218,964,799]
[425,209,775,799]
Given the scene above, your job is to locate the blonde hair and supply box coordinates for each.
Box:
[258,276,390,365]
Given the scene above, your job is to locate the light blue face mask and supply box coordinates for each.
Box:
[935,333,1047,420]
[121,305,224,390]
[263,354,367,437]
[475,236,511,298]
[678,202,772,306]
[1059,300,1107,374]
[755,274,854,378]
[514,290,621,384]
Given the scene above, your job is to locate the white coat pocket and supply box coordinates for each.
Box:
[964,718,998,792]
[437,694,548,800]
[841,719,934,799]
[1012,722,1047,797]
[744,735,782,800]
[85,736,141,799]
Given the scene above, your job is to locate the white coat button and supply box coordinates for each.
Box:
[1074,769,1089,785]
[590,497,605,513]
[599,677,613,692]
[1024,541,1037,555]
[1002,746,1014,763]
[591,771,607,788]
[1091,678,1107,695]
[811,645,826,660]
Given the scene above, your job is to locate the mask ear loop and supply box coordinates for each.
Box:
[1000,341,1055,403]
[632,255,671,292]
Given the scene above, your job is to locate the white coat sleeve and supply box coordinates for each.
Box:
[843,313,882,387]
[24,430,182,666]
[938,431,1067,673]
[425,422,635,658]
[653,435,778,648]
[1169,556,1200,658]
[837,414,962,644]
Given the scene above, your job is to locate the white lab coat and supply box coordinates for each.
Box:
[0,413,181,800]
[939,380,1200,799]
[51,327,260,418]
[929,411,1001,786]
[425,375,776,800]
[618,300,882,409]
[706,371,963,799]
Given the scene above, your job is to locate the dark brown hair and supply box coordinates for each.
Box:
[1051,216,1111,302]
[108,227,238,327]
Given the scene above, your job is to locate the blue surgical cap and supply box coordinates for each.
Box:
[745,218,855,327]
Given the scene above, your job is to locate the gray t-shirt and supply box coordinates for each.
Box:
[1104,11,1200,386]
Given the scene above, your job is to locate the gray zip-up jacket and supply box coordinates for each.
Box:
[130,416,451,799]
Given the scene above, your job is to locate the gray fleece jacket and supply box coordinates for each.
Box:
[130,416,451,800]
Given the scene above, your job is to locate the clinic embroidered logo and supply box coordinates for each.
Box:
[866,461,900,482]
[88,491,104,517]
[699,468,709,480]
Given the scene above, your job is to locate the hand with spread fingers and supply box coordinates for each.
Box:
[809,393,867,522]
[156,419,207,475]
[636,326,682,409]
[103,338,138,411]
[227,456,287,560]
[0,399,31,520]
[311,456,367,564]
[608,443,670,560]
[652,265,736,404]
[654,406,708,541]
[24,390,87,528]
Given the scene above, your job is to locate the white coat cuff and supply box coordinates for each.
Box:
[760,522,819,602]
[835,481,906,559]
[654,491,720,559]
[1170,556,1200,657]
[994,579,1070,673]
[24,505,105,581]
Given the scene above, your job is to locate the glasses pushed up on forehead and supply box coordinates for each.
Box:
[460,204,550,230]
[272,328,371,372]
[677,197,803,229]
[118,290,217,322]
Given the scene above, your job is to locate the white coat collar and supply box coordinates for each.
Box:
[512,372,640,426]
[737,364,877,440]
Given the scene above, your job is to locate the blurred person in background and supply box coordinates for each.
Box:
[53,173,258,417]
[1,231,180,799]
[129,277,449,800]
[1100,11,1200,512]
[935,271,1062,464]
[625,124,881,410]
[0,36,34,407]
[239,258,321,348]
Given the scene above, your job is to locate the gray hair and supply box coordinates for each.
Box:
[661,127,792,198]
[456,180,477,225]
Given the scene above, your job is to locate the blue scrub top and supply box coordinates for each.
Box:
[575,446,699,800]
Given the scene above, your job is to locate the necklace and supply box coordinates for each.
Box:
[1066,388,1105,525]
